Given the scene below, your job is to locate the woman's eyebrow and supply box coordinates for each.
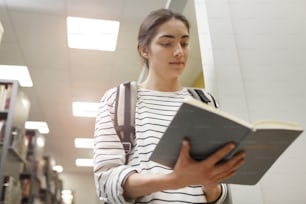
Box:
[159,34,190,39]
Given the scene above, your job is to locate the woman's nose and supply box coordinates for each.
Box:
[173,44,184,57]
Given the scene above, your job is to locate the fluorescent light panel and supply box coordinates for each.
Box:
[0,65,33,87]
[72,102,99,117]
[25,121,49,134]
[67,16,120,51]
[62,189,73,195]
[75,158,93,167]
[62,189,73,202]
[53,165,63,173]
[74,138,94,149]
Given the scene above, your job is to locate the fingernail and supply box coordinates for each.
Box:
[229,144,235,149]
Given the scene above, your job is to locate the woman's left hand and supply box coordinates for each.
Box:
[171,139,245,190]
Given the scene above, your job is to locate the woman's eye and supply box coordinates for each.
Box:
[159,41,189,48]
[181,42,189,47]
[160,42,171,47]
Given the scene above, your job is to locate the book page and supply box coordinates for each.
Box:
[253,120,303,131]
[185,97,253,129]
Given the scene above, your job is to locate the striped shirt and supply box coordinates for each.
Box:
[94,85,227,204]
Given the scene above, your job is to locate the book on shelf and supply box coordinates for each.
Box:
[1,176,22,203]
[0,84,7,110]
[10,127,23,151]
[0,120,6,143]
[149,96,304,185]
[0,83,12,111]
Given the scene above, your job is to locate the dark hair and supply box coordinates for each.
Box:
[137,8,190,68]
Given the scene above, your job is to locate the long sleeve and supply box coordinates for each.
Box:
[93,88,137,203]
[214,184,228,204]
[204,184,228,204]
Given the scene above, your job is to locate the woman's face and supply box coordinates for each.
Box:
[143,18,190,81]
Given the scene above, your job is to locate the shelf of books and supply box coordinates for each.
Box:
[0,80,31,204]
[1,80,64,204]
[19,131,64,204]
[40,156,63,204]
[20,130,44,204]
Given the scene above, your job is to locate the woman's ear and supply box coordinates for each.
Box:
[139,46,149,58]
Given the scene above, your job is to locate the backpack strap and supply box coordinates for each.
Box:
[207,92,219,108]
[114,81,137,160]
[114,83,218,164]
[187,88,219,108]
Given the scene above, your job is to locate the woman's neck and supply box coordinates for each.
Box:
[139,78,182,92]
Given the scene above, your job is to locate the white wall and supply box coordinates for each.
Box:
[61,172,101,204]
[195,0,306,204]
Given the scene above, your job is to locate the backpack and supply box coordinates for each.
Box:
[114,81,218,162]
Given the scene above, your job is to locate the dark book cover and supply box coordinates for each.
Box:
[150,97,303,185]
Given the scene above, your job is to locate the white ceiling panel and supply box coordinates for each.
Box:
[10,10,68,68]
[5,0,65,14]
[66,0,125,19]
[0,42,25,64]
[69,49,115,69]
[0,6,19,43]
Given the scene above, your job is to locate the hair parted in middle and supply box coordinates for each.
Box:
[137,8,190,68]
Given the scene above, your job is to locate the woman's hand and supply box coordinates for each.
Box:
[123,139,245,201]
[171,139,245,191]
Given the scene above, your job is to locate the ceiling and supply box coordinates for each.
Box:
[0,0,202,173]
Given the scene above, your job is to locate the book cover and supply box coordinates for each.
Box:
[149,97,303,185]
[0,120,5,143]
[0,84,7,111]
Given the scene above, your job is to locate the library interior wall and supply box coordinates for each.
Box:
[192,71,205,88]
[195,0,306,204]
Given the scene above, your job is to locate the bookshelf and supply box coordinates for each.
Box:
[0,80,31,203]
[16,131,64,204]
[20,130,45,204]
[0,80,64,204]
[40,156,63,204]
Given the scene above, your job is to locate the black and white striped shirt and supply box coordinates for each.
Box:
[94,86,227,204]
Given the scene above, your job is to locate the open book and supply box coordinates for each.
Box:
[150,97,304,185]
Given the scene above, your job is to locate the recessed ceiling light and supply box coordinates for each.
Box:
[25,121,49,134]
[75,158,93,167]
[53,165,63,173]
[74,138,93,149]
[0,65,33,87]
[62,189,73,195]
[62,189,73,201]
[72,102,99,117]
[67,16,120,51]
[36,136,45,147]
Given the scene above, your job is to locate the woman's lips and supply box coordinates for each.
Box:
[169,61,184,65]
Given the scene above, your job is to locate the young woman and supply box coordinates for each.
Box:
[94,9,245,204]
